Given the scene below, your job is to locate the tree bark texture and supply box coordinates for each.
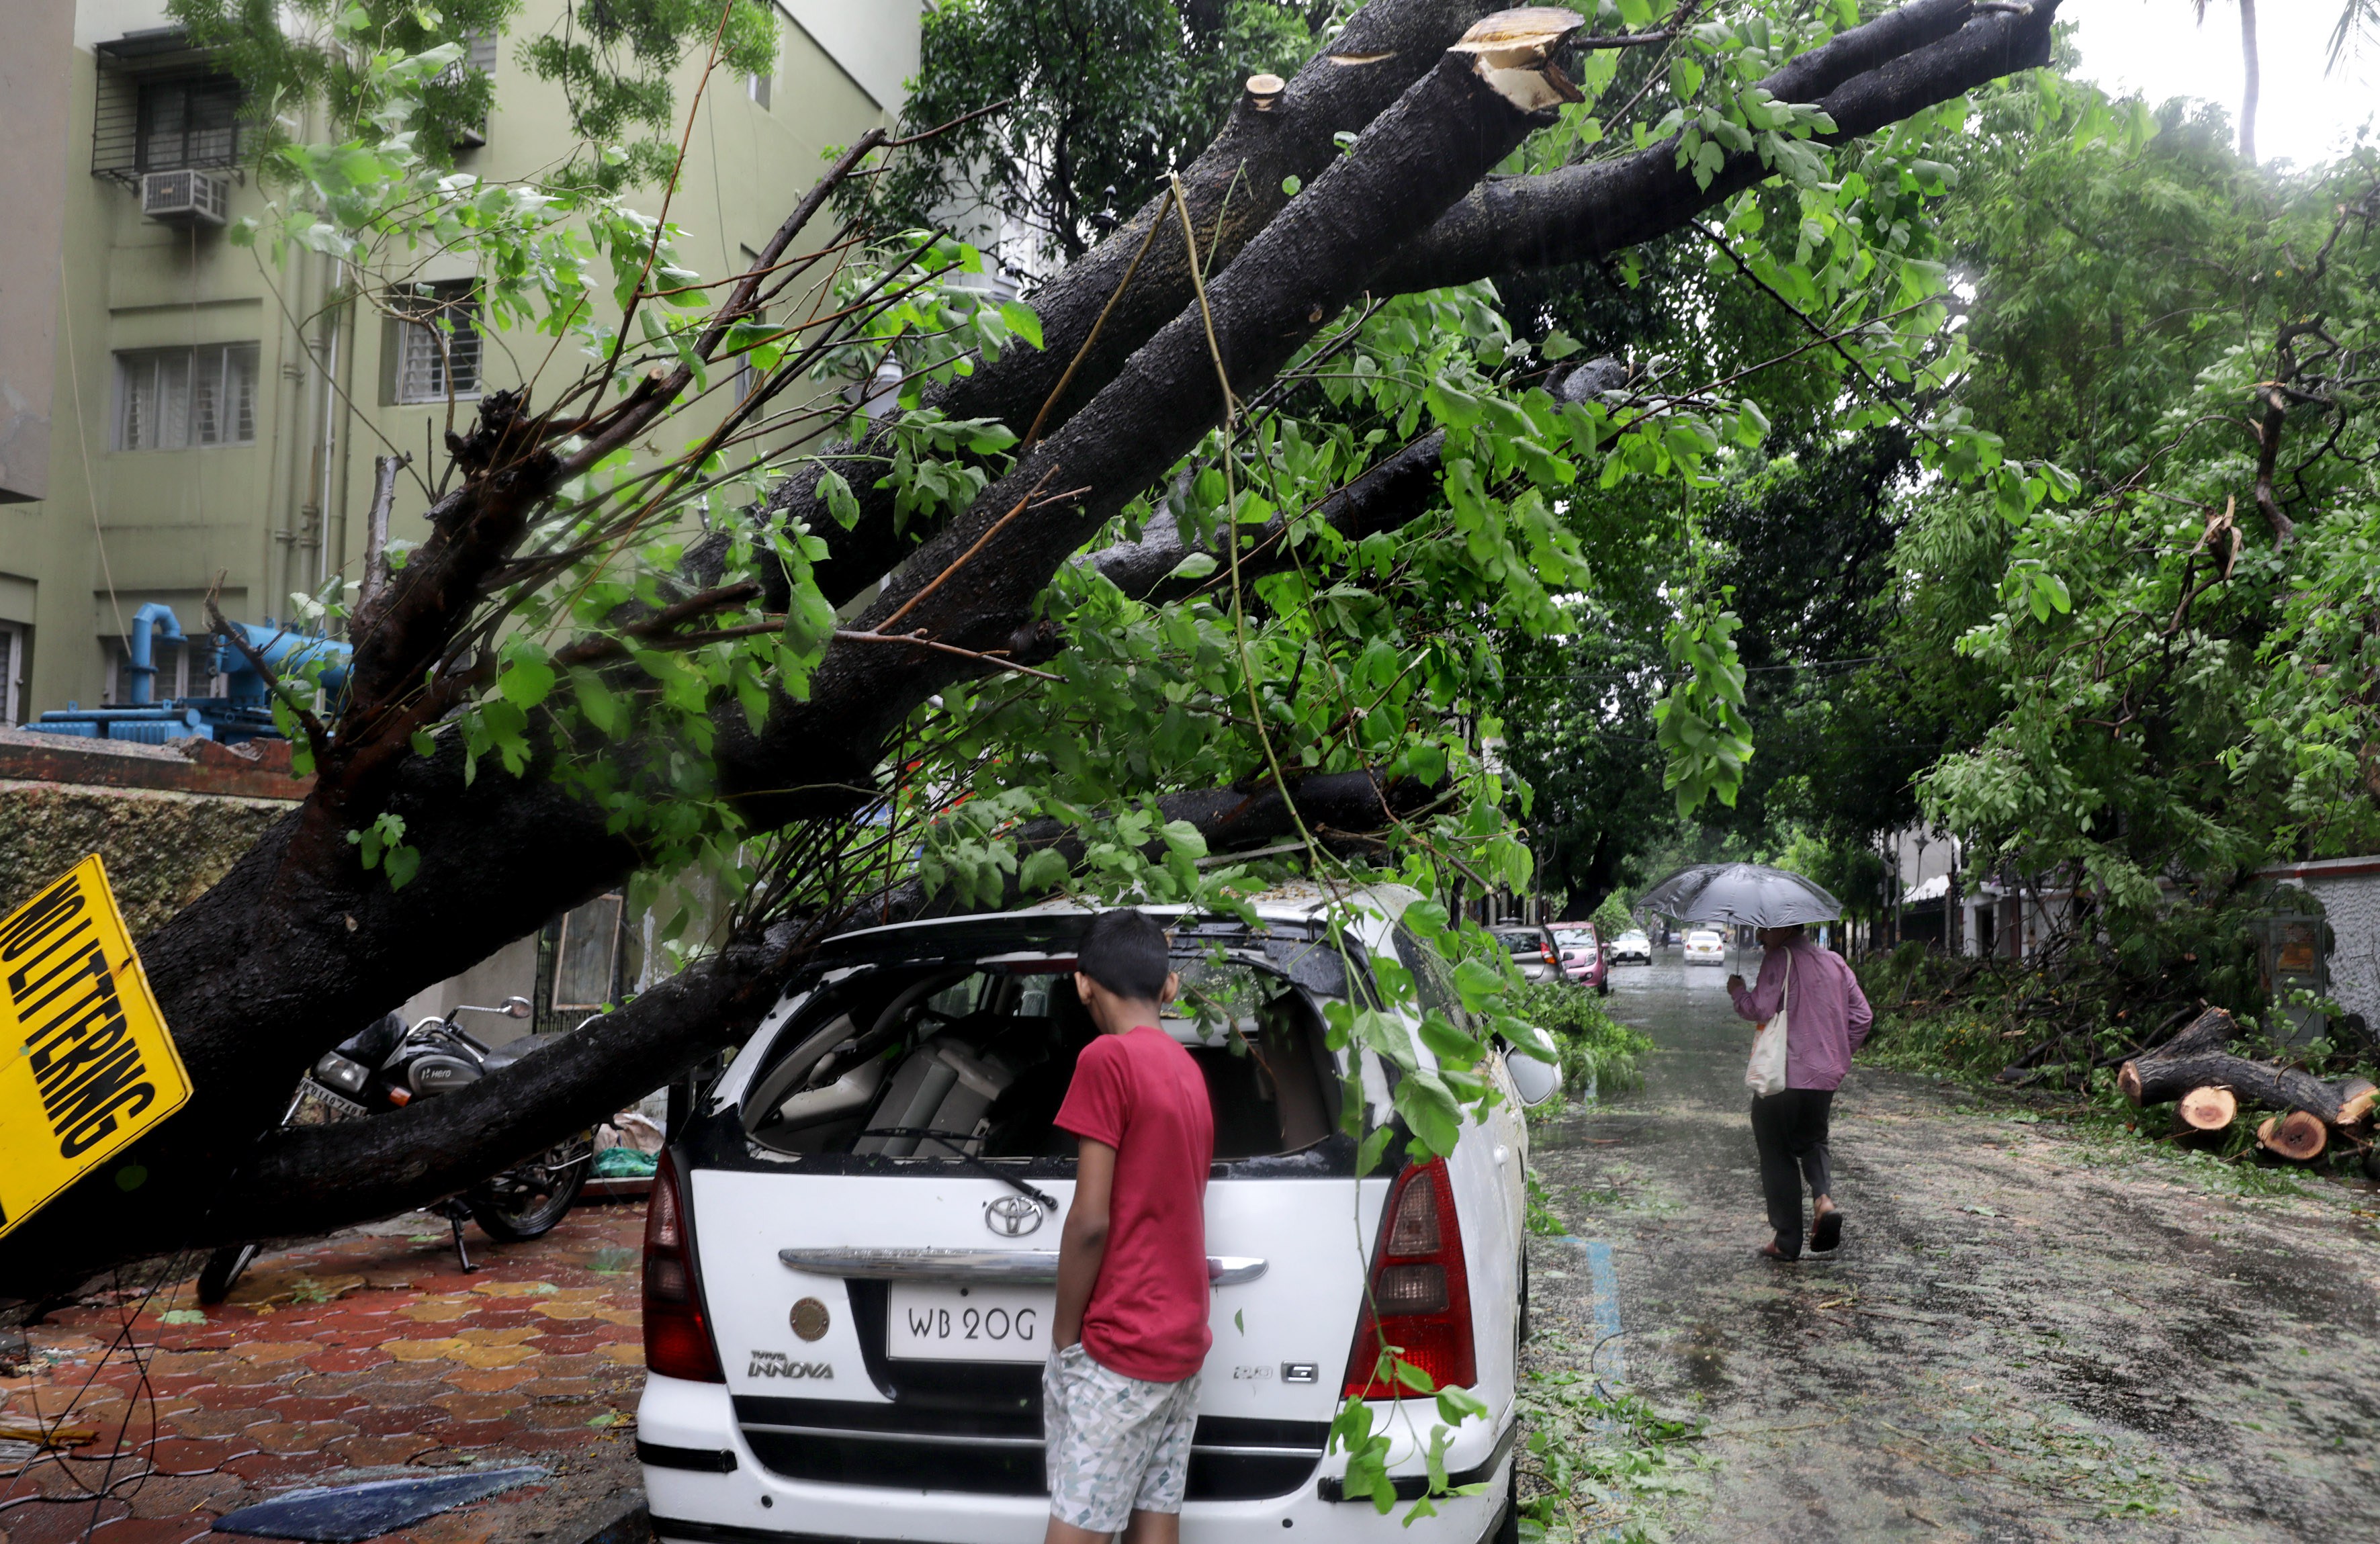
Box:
[0,0,2070,1293]
[782,0,1505,610]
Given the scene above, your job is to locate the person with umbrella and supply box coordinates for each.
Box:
[1638,864,1875,1261]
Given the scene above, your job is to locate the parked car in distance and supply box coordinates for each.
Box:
[1548,923,1607,995]
[1682,927,1726,966]
[638,886,1553,1544]
[1607,929,1652,966]
[1493,923,1563,983]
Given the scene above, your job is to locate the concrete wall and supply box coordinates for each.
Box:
[0,1,76,503]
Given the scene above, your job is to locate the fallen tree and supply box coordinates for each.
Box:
[2118,1006,2379,1140]
[0,0,2060,1296]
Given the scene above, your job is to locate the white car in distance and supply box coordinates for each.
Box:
[1682,928,1728,965]
[635,886,1560,1544]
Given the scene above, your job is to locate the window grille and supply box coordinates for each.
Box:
[93,38,246,185]
[115,343,259,451]
[393,282,484,404]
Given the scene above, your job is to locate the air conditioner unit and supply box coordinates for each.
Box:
[140,169,229,227]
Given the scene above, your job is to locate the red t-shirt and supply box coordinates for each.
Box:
[1054,1024,1215,1383]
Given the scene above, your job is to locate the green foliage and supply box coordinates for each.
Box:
[171,0,513,171]
[517,0,779,187]
[174,0,776,189]
[1511,980,1654,1097]
[856,0,1315,261]
[1517,1336,1707,1541]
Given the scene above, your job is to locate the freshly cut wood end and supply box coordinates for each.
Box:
[1245,73,1286,110]
[2116,1060,2144,1105]
[1449,7,1587,56]
[2177,1085,2236,1131]
[2258,1109,2328,1162]
[2336,1077,2377,1125]
[1452,9,1587,112]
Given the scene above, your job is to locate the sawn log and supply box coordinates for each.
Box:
[2117,1007,2373,1127]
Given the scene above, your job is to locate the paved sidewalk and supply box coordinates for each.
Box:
[0,1203,648,1544]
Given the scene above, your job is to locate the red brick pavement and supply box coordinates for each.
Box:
[0,1204,649,1544]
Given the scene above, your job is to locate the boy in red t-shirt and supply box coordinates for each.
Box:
[1043,909,1215,1544]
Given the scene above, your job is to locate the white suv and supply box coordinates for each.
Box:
[635,885,1554,1544]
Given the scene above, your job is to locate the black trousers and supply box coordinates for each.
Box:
[1749,1089,1834,1255]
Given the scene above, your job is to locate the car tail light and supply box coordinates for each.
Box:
[644,1150,724,1381]
[1341,1159,1474,1398]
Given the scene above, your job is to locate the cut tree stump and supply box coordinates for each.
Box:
[2176,1085,2237,1131]
[2256,1110,2329,1162]
[2117,1007,2370,1128]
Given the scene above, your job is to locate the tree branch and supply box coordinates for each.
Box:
[1370,0,2060,293]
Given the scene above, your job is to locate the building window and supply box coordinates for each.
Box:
[115,343,259,451]
[135,76,243,173]
[746,71,771,109]
[102,637,224,706]
[393,282,484,404]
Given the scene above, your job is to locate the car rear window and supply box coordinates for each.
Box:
[741,950,1341,1164]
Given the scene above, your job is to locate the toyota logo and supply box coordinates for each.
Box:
[984,1195,1045,1237]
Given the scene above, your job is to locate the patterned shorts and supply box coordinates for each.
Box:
[1042,1342,1201,1533]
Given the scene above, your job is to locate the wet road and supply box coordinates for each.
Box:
[1522,946,2380,1542]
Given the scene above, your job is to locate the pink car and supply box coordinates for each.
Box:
[1550,923,1608,995]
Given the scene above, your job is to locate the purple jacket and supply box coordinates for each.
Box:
[1728,937,1873,1092]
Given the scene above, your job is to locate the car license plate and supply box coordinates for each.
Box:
[886,1285,1053,1362]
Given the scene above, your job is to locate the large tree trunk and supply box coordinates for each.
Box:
[0,0,2063,1298]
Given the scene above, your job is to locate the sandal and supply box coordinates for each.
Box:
[1810,1209,1844,1253]
[1758,1240,1800,1262]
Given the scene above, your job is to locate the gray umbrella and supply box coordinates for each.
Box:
[1634,862,1843,929]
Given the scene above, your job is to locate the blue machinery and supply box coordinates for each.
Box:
[26,602,353,745]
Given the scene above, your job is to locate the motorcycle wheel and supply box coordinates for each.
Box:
[465,1131,594,1242]
[195,1243,261,1305]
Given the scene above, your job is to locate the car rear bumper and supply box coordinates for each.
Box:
[640,1373,1513,1544]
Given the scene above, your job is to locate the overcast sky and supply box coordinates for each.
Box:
[2064,0,2377,167]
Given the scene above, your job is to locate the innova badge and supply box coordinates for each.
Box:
[984,1194,1045,1237]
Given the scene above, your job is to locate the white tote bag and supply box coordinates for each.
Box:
[1744,946,1792,1098]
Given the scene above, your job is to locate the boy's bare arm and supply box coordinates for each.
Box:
[1053,1137,1116,1349]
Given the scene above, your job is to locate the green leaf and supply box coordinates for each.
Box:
[1018,846,1071,895]
[998,300,1043,351]
[500,651,556,709]
[1394,1070,1464,1156]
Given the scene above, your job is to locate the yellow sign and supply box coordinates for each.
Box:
[0,856,190,1238]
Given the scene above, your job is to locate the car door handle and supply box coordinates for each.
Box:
[779,1248,1268,1285]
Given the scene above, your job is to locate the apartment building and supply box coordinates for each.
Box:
[0,0,919,725]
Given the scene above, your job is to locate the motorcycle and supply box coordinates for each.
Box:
[195,997,594,1302]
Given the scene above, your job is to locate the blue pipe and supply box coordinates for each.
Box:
[124,602,185,705]
[220,621,351,707]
